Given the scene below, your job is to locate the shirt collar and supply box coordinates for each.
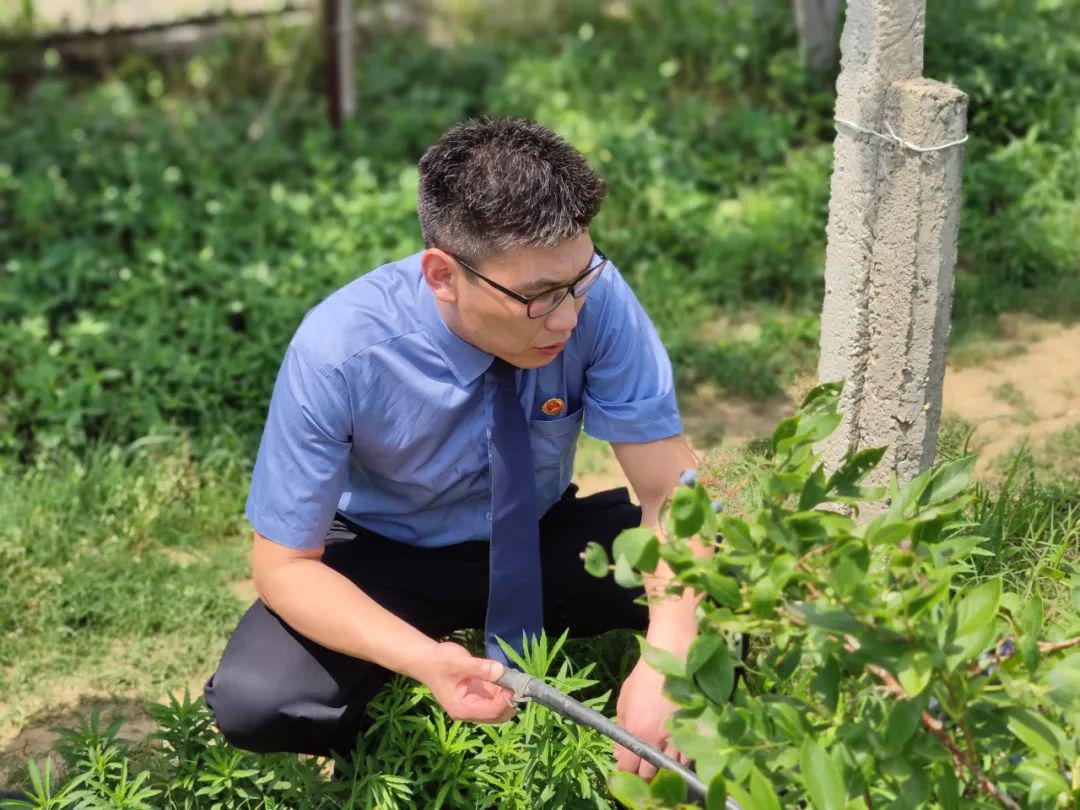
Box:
[412,256,495,386]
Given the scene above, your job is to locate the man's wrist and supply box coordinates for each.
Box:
[645,610,699,659]
[392,635,442,683]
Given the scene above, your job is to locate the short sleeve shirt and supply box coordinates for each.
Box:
[245,250,683,549]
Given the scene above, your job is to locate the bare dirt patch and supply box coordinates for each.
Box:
[942,322,1080,476]
[577,320,1080,498]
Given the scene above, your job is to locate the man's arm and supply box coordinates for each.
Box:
[611,434,712,657]
[251,532,515,723]
[608,433,711,777]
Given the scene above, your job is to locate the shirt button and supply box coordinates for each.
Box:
[485,512,492,521]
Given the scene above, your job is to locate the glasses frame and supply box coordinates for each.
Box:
[447,247,609,319]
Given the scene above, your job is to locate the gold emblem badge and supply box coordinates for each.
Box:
[541,398,566,417]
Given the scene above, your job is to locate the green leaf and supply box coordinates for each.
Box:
[1016,761,1070,802]
[1046,653,1080,709]
[1020,594,1043,673]
[705,773,728,810]
[686,635,724,676]
[649,769,687,804]
[936,763,960,810]
[800,381,844,412]
[614,555,643,588]
[750,577,778,618]
[608,771,651,808]
[704,572,741,609]
[826,446,886,497]
[672,486,706,537]
[693,642,735,705]
[798,465,828,510]
[811,656,841,714]
[793,602,861,634]
[884,699,922,750]
[613,527,660,572]
[748,766,781,810]
[581,541,610,578]
[799,738,845,810]
[776,412,842,455]
[896,650,934,697]
[930,534,989,567]
[642,641,686,678]
[922,455,976,506]
[863,517,913,547]
[948,579,1001,668]
[1005,707,1064,757]
[719,516,755,552]
[828,553,866,596]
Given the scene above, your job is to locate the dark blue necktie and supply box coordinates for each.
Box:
[484,356,544,668]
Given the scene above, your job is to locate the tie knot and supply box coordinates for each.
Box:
[488,356,517,385]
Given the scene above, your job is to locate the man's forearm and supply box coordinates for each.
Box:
[640,498,713,657]
[254,559,439,682]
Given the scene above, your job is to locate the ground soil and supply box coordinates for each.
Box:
[3,319,1079,784]
[576,319,1080,497]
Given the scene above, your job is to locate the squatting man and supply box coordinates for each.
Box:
[202,115,711,783]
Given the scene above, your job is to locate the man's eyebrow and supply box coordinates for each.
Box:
[519,276,576,293]
[518,257,596,294]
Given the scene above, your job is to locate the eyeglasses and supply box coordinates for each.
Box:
[448,247,609,319]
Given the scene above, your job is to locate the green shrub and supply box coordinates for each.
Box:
[592,382,1080,808]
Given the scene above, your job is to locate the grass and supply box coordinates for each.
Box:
[0,434,252,738]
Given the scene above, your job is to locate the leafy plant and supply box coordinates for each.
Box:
[589,382,1080,809]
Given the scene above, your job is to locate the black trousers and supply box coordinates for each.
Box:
[203,483,649,757]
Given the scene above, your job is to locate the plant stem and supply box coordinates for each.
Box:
[1038,635,1080,654]
[862,662,1020,810]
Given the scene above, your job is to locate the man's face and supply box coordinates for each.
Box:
[422,232,595,369]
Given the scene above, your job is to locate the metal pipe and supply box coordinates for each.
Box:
[496,668,741,809]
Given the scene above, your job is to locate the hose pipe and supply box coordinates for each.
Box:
[496,668,741,809]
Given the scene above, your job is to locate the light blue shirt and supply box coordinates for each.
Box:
[246,250,683,549]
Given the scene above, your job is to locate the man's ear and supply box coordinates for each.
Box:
[421,248,460,304]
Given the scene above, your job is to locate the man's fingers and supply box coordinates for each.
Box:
[458,693,517,724]
[613,741,640,773]
[459,657,503,684]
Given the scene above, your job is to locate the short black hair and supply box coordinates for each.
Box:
[417,116,608,264]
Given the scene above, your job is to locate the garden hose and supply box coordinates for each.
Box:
[495,668,741,809]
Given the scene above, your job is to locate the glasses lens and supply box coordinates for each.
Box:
[571,258,606,299]
[529,287,569,319]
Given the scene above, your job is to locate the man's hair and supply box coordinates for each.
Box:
[417,116,608,265]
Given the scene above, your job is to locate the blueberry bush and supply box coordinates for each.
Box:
[589,383,1080,808]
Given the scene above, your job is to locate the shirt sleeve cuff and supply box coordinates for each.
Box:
[582,390,684,443]
[245,498,329,551]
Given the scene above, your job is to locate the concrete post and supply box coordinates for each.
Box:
[817,0,968,507]
[860,79,969,488]
[792,0,843,73]
[817,0,925,474]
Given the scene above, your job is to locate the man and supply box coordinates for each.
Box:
[203,115,708,783]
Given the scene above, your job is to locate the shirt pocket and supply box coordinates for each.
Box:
[528,406,583,508]
[528,405,584,454]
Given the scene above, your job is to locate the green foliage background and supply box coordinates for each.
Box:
[1,0,1077,460]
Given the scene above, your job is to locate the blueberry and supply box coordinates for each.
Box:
[928,698,940,712]
[998,638,1016,658]
[679,469,698,488]
[710,498,724,514]
[1009,754,1022,765]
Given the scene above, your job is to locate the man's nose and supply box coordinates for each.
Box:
[544,292,579,333]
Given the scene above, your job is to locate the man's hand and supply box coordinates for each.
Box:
[414,641,518,724]
[612,656,690,779]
